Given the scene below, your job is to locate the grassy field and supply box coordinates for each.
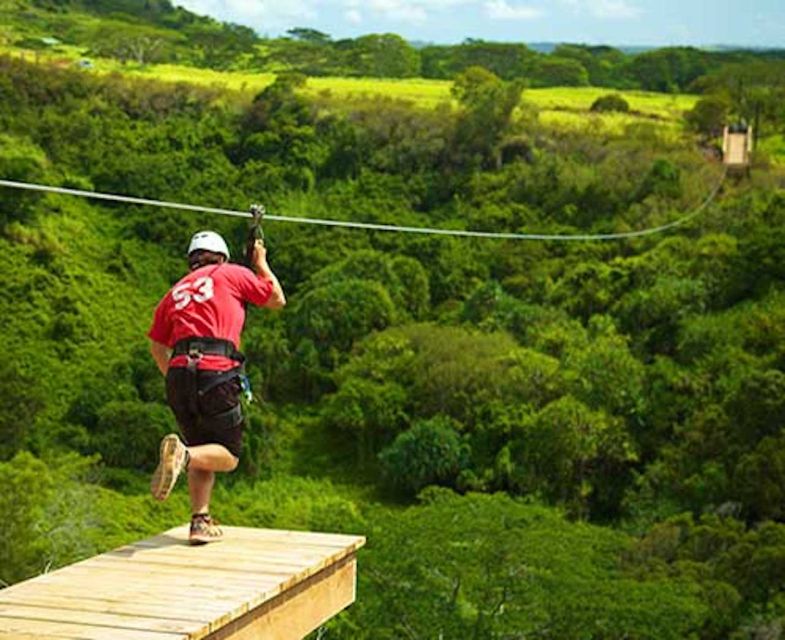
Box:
[2,43,697,121]
[115,65,699,136]
[8,41,773,151]
[538,110,685,137]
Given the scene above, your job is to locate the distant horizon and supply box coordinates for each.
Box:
[174,1,785,50]
[415,40,785,52]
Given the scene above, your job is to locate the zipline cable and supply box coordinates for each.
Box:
[0,169,726,242]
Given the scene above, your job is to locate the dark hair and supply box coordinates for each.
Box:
[188,250,226,271]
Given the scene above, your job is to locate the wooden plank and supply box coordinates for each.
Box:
[92,550,330,575]
[35,564,277,591]
[124,535,363,562]
[3,582,242,611]
[0,581,232,609]
[120,540,348,564]
[9,575,261,606]
[63,559,292,587]
[10,588,260,620]
[26,570,262,602]
[0,591,215,622]
[0,616,184,640]
[204,554,358,640]
[97,545,327,569]
[146,526,364,551]
[0,591,243,639]
[0,604,196,635]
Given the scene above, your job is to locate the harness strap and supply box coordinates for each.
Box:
[173,337,244,362]
[198,367,244,397]
[173,338,246,417]
[214,403,243,428]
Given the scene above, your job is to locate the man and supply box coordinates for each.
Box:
[147,230,285,544]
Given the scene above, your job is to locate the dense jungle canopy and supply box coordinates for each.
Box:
[2,0,785,637]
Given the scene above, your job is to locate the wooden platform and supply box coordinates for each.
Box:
[0,525,365,640]
[723,125,753,169]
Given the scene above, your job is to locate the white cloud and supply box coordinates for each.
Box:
[175,1,317,30]
[367,0,429,24]
[591,0,640,18]
[339,0,477,26]
[177,0,481,31]
[560,0,641,19]
[345,8,363,24]
[484,0,542,20]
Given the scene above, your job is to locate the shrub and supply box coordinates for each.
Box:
[92,401,173,470]
[591,93,630,113]
[379,416,469,495]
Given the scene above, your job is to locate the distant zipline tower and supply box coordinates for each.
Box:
[722,122,753,175]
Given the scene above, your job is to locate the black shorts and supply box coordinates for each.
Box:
[165,367,245,458]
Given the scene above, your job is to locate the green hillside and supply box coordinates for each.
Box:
[2,1,785,636]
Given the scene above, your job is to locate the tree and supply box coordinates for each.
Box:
[553,44,630,87]
[734,433,785,521]
[91,401,173,470]
[340,34,420,78]
[286,27,332,44]
[421,40,535,80]
[288,279,397,367]
[238,74,327,189]
[685,94,731,138]
[321,377,409,465]
[184,21,257,68]
[0,363,45,461]
[451,66,524,168]
[379,416,469,495]
[338,491,708,639]
[531,56,589,87]
[627,47,712,92]
[507,396,636,517]
[697,60,785,141]
[86,26,174,66]
[0,134,48,225]
[305,250,430,320]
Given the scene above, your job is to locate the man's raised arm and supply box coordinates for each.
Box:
[252,240,286,309]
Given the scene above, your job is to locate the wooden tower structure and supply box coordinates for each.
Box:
[722,123,753,171]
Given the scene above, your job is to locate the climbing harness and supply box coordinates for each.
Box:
[172,337,248,420]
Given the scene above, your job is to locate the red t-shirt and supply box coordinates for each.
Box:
[148,263,273,371]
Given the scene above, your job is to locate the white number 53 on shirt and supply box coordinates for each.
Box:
[172,277,215,310]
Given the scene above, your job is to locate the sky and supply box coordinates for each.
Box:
[174,0,785,48]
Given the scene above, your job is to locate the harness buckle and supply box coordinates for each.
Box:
[186,347,203,371]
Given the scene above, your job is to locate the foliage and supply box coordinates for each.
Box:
[0,134,49,224]
[0,451,177,584]
[686,94,732,137]
[591,93,631,113]
[91,400,174,470]
[378,416,469,495]
[451,66,525,168]
[0,30,784,637]
[335,491,708,639]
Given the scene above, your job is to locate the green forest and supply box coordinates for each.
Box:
[2,0,785,638]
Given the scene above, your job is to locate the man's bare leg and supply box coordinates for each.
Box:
[185,443,238,544]
[188,443,238,472]
[186,443,238,514]
[188,468,215,515]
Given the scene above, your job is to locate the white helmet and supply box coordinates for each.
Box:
[187,231,230,260]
